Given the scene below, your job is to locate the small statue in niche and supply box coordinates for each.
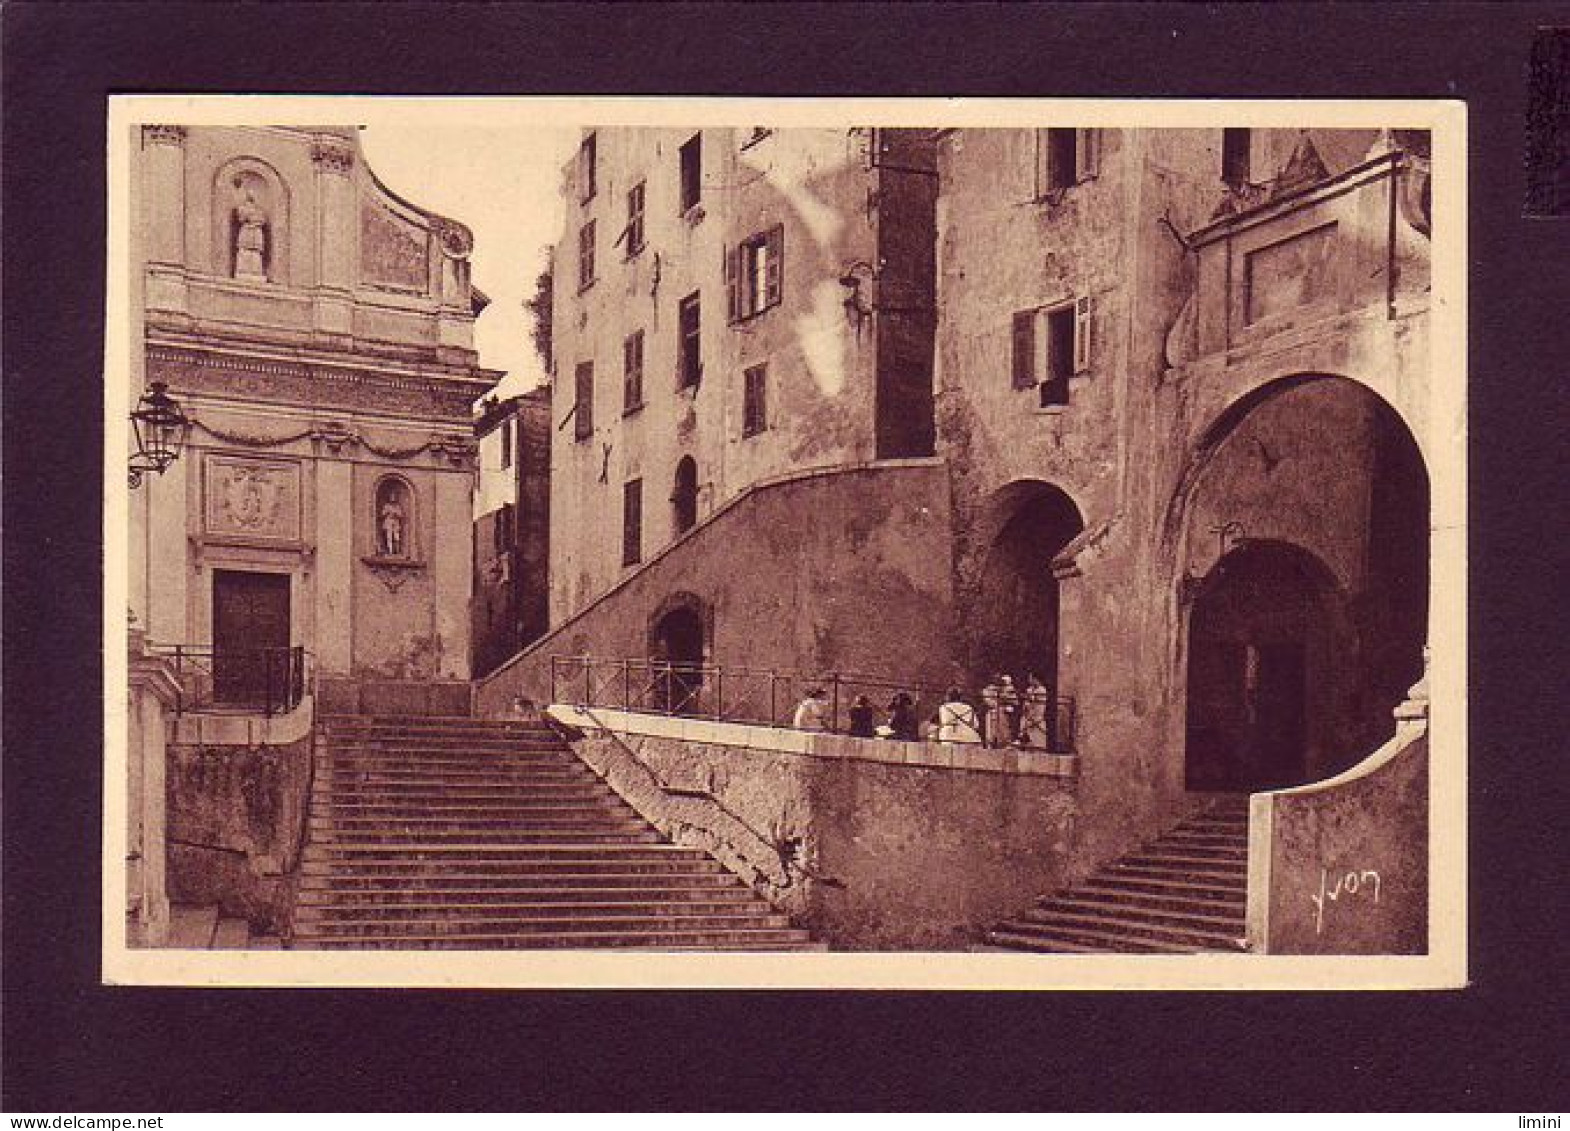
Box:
[378,493,407,557]
[232,180,270,280]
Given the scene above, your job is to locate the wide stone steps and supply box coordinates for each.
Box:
[985,797,1250,954]
[304,929,818,951]
[292,713,817,951]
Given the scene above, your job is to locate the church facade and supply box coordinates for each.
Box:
[124,125,500,942]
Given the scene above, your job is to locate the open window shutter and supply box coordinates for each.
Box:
[1033,129,1050,199]
[1074,295,1093,374]
[764,224,784,307]
[1077,129,1100,181]
[1011,311,1037,388]
[724,245,740,324]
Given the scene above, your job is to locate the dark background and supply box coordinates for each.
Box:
[4,2,1565,1112]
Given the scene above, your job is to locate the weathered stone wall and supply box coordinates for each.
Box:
[555,708,1079,950]
[549,128,937,626]
[477,459,959,714]
[165,728,314,935]
[1246,722,1428,954]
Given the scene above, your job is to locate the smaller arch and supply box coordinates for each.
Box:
[373,474,417,560]
[647,591,710,716]
[211,156,292,284]
[671,455,699,536]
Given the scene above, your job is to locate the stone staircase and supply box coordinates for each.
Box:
[292,714,817,950]
[984,795,1252,954]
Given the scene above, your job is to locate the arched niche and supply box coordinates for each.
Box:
[372,475,418,561]
[1174,374,1430,788]
[211,157,291,284]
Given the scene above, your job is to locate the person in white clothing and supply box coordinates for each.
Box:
[793,687,831,732]
[936,688,982,744]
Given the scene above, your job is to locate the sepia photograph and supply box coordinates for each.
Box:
[106,97,1466,988]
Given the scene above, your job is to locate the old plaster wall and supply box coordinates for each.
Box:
[550,128,918,626]
[165,730,314,934]
[477,460,958,714]
[1248,726,1428,954]
[566,718,1079,950]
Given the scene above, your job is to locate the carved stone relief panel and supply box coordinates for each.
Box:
[203,454,302,541]
[361,203,429,292]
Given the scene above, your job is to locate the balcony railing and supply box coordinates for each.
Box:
[548,655,1076,754]
[149,644,309,717]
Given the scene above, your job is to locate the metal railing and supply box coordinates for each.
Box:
[549,655,1076,754]
[149,644,309,717]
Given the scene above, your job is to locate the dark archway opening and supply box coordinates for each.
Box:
[974,484,1085,723]
[672,456,698,536]
[1185,541,1346,791]
[650,603,705,714]
[1181,376,1430,790]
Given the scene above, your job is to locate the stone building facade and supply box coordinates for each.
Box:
[471,387,551,677]
[130,124,500,694]
[477,124,1438,951]
[545,127,939,631]
[125,125,500,940]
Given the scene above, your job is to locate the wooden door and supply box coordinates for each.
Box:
[212,570,290,706]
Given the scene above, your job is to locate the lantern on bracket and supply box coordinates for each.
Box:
[128,381,191,488]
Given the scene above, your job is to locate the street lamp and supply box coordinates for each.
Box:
[128,381,191,488]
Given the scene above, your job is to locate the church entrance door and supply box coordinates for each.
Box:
[212,569,290,707]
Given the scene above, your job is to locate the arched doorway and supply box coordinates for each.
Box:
[1185,541,1347,790]
[672,456,698,536]
[974,482,1085,710]
[1178,375,1430,789]
[649,596,706,715]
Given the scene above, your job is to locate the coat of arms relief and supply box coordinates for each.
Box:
[204,456,301,540]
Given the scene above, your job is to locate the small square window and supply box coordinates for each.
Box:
[1010,296,1093,407]
[1037,128,1099,195]
[742,364,768,437]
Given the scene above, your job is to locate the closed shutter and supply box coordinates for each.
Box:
[1074,295,1093,374]
[764,224,784,308]
[1011,310,1037,388]
[1077,129,1100,181]
[724,245,741,324]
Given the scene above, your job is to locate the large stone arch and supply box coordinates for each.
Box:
[647,590,711,714]
[1170,373,1430,787]
[969,480,1085,701]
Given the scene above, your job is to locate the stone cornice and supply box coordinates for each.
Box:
[310,139,356,175]
[146,340,494,424]
[142,124,188,146]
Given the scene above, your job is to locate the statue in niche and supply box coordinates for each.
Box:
[231,177,271,280]
[377,481,409,558]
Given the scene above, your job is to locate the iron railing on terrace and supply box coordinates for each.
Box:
[548,655,1077,754]
[149,644,309,717]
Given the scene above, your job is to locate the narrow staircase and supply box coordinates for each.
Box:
[984,795,1251,954]
[292,714,817,950]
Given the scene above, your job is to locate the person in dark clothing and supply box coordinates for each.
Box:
[886,692,921,741]
[847,694,877,737]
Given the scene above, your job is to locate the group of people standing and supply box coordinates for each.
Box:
[790,674,1054,750]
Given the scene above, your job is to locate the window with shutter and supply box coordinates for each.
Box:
[577,221,596,291]
[625,182,645,256]
[622,479,642,566]
[742,364,768,437]
[763,224,783,307]
[724,245,741,324]
[1076,128,1100,180]
[1011,310,1037,388]
[573,361,594,440]
[679,134,702,213]
[623,330,644,414]
[677,293,702,389]
[1074,295,1093,374]
[578,132,597,203]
